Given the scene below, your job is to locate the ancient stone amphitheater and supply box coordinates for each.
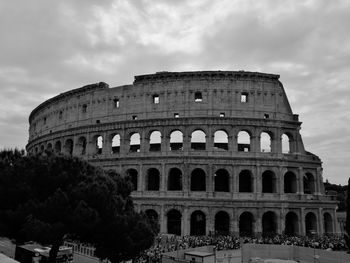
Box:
[27,71,337,236]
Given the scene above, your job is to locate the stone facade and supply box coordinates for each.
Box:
[27,71,338,236]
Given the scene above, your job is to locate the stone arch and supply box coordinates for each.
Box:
[239,170,253,193]
[214,130,228,150]
[214,169,229,192]
[215,211,230,235]
[129,132,141,152]
[146,168,160,191]
[281,133,292,153]
[284,171,297,193]
[285,211,299,236]
[126,168,138,191]
[111,134,120,154]
[40,145,45,153]
[46,143,53,152]
[262,211,277,236]
[190,210,206,236]
[167,209,182,236]
[145,209,159,224]
[260,132,272,153]
[54,141,61,153]
[149,130,161,151]
[191,130,206,150]
[168,167,182,191]
[323,212,333,234]
[64,139,74,156]
[93,135,103,155]
[239,211,254,236]
[304,172,315,194]
[191,168,206,191]
[237,130,251,152]
[77,136,87,155]
[170,130,183,151]
[262,170,277,193]
[305,212,317,235]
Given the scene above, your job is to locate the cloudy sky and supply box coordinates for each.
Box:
[0,0,349,185]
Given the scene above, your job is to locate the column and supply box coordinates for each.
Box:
[298,167,304,194]
[102,131,110,156]
[160,205,166,233]
[279,209,285,235]
[232,208,239,236]
[138,164,143,192]
[255,209,262,236]
[161,163,166,194]
[256,165,261,194]
[233,166,239,194]
[207,164,214,197]
[300,208,305,236]
[318,208,324,235]
[183,206,189,235]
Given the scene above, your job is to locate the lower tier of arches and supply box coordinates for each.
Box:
[134,200,338,236]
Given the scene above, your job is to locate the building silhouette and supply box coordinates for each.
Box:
[27,71,338,236]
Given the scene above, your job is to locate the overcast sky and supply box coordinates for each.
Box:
[0,0,349,185]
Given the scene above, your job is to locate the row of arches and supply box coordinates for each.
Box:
[32,129,295,156]
[125,168,317,194]
[145,209,334,236]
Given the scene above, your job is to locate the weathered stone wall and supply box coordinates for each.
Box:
[26,71,338,236]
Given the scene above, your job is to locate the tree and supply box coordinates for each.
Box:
[0,150,157,263]
[345,178,350,252]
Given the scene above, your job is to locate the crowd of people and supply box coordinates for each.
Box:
[134,234,347,263]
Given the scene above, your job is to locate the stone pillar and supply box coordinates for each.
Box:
[183,163,190,196]
[256,165,261,194]
[232,208,239,235]
[275,129,282,154]
[316,167,323,195]
[162,134,169,155]
[207,164,214,196]
[318,208,324,235]
[255,209,262,236]
[102,131,109,156]
[233,166,239,194]
[300,208,305,236]
[183,206,189,235]
[251,135,260,153]
[207,209,214,236]
[161,163,166,193]
[298,167,304,194]
[120,131,129,155]
[138,164,143,192]
[160,205,166,233]
[279,210,285,235]
[140,130,147,154]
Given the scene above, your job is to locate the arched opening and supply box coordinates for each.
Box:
[260,132,271,153]
[284,171,297,193]
[95,135,103,155]
[285,212,299,236]
[281,134,291,154]
[215,211,230,235]
[46,143,53,152]
[239,212,254,236]
[170,130,183,151]
[149,131,161,151]
[40,145,45,153]
[54,141,61,153]
[304,173,315,194]
[214,169,229,192]
[64,139,73,156]
[305,212,317,236]
[190,211,206,236]
[147,168,160,191]
[214,130,228,150]
[111,134,120,154]
[129,133,141,152]
[126,169,138,191]
[237,131,250,152]
[167,209,182,236]
[77,136,87,155]
[324,212,333,234]
[191,130,206,150]
[262,211,277,236]
[239,170,253,193]
[168,168,182,191]
[262,170,276,193]
[145,209,159,224]
[191,168,206,191]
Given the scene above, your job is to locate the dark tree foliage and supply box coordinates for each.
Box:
[0,150,157,263]
[345,178,350,251]
[324,181,348,211]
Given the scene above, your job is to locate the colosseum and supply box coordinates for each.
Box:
[27,70,338,237]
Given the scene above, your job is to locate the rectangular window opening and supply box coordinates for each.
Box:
[174,113,179,118]
[114,98,120,108]
[153,95,159,104]
[194,92,203,102]
[264,114,269,119]
[132,115,138,120]
[220,112,225,117]
[241,93,248,103]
